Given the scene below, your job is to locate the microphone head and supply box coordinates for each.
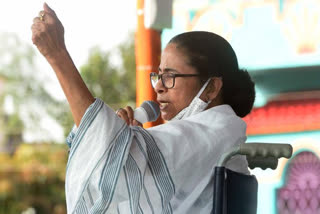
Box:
[140,100,160,122]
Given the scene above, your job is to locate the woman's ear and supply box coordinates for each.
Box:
[204,77,223,102]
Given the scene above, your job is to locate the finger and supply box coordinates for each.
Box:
[31,21,47,37]
[132,120,143,127]
[31,23,45,43]
[124,106,134,125]
[31,22,44,31]
[32,23,47,37]
[33,16,42,24]
[31,33,40,45]
[36,11,55,24]
[116,108,124,115]
[44,2,56,16]
[116,108,130,125]
[31,28,46,47]
[38,10,45,17]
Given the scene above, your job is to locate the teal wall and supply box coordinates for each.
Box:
[162,0,320,70]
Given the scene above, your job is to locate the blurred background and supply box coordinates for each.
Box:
[0,0,320,213]
[0,1,137,213]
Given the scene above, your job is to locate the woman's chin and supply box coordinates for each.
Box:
[160,112,173,121]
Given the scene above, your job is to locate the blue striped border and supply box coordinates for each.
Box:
[89,127,133,213]
[134,127,175,213]
[124,154,144,214]
[67,99,104,169]
[76,197,88,214]
[72,122,127,213]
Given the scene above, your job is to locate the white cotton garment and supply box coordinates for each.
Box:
[65,98,249,214]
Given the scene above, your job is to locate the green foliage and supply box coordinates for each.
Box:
[0,143,68,214]
[0,32,137,142]
[81,48,122,108]
[0,33,65,152]
[56,34,137,137]
[116,33,137,104]
[0,33,57,108]
[80,36,136,109]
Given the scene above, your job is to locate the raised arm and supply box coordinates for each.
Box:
[31,3,95,126]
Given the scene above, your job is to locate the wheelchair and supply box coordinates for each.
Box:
[212,143,293,214]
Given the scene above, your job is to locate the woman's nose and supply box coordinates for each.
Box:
[154,78,166,94]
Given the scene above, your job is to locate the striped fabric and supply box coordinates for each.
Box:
[65,98,249,214]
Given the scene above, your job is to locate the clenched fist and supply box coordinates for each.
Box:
[31,3,66,60]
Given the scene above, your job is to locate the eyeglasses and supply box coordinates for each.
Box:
[150,72,201,89]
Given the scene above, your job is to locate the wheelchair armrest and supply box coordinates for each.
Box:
[240,143,292,159]
[246,156,278,170]
[218,143,293,169]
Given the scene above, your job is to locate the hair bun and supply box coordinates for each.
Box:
[222,69,255,118]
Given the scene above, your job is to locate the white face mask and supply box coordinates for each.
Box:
[170,79,211,121]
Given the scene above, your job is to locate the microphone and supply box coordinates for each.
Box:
[134,101,160,123]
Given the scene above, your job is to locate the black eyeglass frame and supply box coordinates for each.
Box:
[150,72,201,89]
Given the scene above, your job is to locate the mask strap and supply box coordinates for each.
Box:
[195,78,211,99]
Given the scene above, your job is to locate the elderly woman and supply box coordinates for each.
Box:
[32,3,255,214]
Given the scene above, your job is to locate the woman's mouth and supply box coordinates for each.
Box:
[159,102,169,110]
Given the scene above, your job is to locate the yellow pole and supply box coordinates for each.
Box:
[135,0,163,128]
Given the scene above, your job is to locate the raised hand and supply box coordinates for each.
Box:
[31,3,66,60]
[31,3,95,127]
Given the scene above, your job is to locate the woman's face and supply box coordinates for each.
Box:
[155,43,202,121]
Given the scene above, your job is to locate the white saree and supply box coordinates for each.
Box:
[65,98,249,214]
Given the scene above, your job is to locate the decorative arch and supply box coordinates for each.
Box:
[277,151,320,214]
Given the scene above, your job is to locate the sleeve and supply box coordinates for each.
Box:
[66,125,77,149]
[66,99,97,149]
[65,98,134,213]
[64,98,176,214]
